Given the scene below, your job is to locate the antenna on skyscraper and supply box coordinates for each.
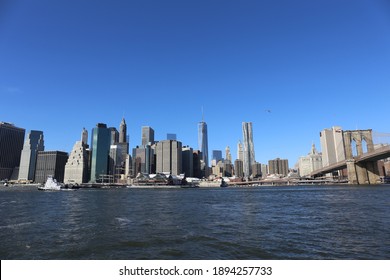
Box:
[201,106,204,122]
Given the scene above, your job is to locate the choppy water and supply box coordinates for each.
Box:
[0,185,389,259]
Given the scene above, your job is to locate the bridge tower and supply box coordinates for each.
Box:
[343,130,380,184]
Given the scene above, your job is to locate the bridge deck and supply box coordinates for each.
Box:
[310,145,390,177]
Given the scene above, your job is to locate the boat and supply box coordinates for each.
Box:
[38,176,61,191]
[199,178,228,188]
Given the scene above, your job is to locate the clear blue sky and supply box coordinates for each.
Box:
[1,0,389,167]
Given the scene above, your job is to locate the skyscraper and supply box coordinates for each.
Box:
[212,150,223,165]
[142,126,155,147]
[34,151,68,183]
[90,123,110,183]
[225,146,232,163]
[234,159,244,178]
[320,126,345,167]
[268,158,289,176]
[237,140,244,161]
[18,130,44,182]
[242,122,255,178]
[113,118,129,179]
[81,127,88,146]
[198,119,209,176]
[0,122,25,180]
[109,127,119,145]
[119,118,127,143]
[132,145,154,176]
[182,146,194,177]
[64,128,90,184]
[155,140,182,175]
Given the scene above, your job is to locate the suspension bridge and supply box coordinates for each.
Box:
[311,130,390,184]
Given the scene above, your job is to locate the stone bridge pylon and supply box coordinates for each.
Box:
[343,129,380,184]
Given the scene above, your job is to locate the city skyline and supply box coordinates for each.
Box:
[1,0,389,165]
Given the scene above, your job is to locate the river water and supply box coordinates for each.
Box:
[0,185,389,259]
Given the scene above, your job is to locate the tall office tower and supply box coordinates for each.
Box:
[268,158,289,176]
[132,145,154,176]
[119,118,127,143]
[198,119,209,176]
[225,146,232,163]
[64,129,90,184]
[167,133,177,141]
[320,126,345,167]
[212,150,223,166]
[155,140,182,175]
[242,122,255,178]
[252,162,262,178]
[237,140,244,161]
[18,130,44,182]
[182,146,194,177]
[0,122,25,180]
[234,159,244,178]
[298,143,323,177]
[142,126,155,147]
[90,123,110,183]
[34,151,68,183]
[109,127,119,145]
[81,128,88,146]
[261,164,268,178]
[114,118,129,178]
[192,150,202,178]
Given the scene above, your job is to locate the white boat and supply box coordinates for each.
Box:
[199,179,228,188]
[38,176,61,191]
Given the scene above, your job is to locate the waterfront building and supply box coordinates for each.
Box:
[142,126,155,147]
[242,122,255,178]
[132,145,154,176]
[198,119,209,177]
[90,123,110,183]
[182,146,194,177]
[0,122,25,180]
[64,128,90,184]
[234,159,244,178]
[268,158,289,176]
[64,140,90,184]
[298,144,323,177]
[167,133,177,141]
[18,130,44,182]
[237,140,244,161]
[155,140,182,175]
[34,151,68,183]
[320,126,345,167]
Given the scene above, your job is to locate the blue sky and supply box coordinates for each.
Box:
[1,0,389,167]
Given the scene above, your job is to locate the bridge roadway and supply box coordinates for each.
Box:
[310,145,390,177]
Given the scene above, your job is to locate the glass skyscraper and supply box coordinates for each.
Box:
[198,120,209,176]
[242,122,255,178]
[90,123,110,183]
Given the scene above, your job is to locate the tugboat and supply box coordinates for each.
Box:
[38,176,61,191]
